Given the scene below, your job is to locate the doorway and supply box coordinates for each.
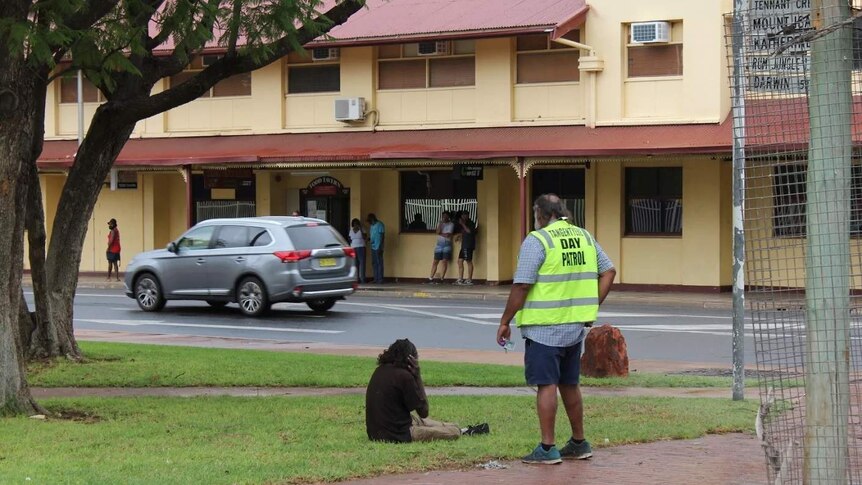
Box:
[300,176,351,237]
[531,168,586,227]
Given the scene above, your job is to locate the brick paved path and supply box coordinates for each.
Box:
[338,434,765,485]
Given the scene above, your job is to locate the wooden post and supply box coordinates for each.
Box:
[804,0,852,481]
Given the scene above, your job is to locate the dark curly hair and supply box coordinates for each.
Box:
[377,339,418,368]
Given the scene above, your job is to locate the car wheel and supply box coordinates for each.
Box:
[135,273,166,312]
[306,298,336,314]
[237,277,269,317]
[206,300,228,309]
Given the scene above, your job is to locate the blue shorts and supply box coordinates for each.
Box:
[524,339,582,386]
[433,244,452,261]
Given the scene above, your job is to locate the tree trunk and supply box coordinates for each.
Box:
[0,42,42,414]
[44,106,137,360]
[25,161,66,360]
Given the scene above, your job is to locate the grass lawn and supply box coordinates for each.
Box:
[26,342,752,389]
[1,395,757,484]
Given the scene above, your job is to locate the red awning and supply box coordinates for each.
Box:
[38,121,732,169]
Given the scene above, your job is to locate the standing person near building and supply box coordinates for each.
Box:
[496,194,616,465]
[349,218,367,284]
[454,211,477,285]
[367,213,385,284]
[425,211,454,284]
[106,218,122,282]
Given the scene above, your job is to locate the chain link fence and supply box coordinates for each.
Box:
[728,1,862,482]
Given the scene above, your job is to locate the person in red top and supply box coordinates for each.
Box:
[106,218,121,281]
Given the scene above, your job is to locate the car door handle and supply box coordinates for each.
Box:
[234,257,246,263]
[196,258,206,265]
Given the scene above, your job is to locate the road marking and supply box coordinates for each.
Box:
[463,311,734,321]
[345,302,498,326]
[75,319,343,334]
[26,291,128,298]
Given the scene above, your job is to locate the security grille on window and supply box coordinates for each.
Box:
[516,31,581,84]
[169,55,252,97]
[627,22,683,78]
[772,163,862,237]
[378,40,476,90]
[625,167,683,235]
[286,50,340,94]
[400,170,478,232]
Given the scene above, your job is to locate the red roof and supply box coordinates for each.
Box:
[744,96,862,151]
[38,122,732,169]
[310,0,588,46]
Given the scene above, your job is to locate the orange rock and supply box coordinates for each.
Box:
[581,324,629,378]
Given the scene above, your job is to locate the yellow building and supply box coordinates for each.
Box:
[37,0,739,289]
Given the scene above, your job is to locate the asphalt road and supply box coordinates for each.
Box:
[25,288,757,365]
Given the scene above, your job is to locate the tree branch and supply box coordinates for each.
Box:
[226,0,242,57]
[772,9,862,57]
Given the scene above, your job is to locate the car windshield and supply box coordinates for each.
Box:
[285,224,347,250]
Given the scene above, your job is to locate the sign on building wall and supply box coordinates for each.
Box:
[746,0,812,95]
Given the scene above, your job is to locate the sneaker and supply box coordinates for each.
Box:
[460,423,490,436]
[453,279,464,285]
[424,278,435,284]
[521,444,562,465]
[559,438,593,460]
[463,279,474,286]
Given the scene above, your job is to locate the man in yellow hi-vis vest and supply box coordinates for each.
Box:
[497,194,616,465]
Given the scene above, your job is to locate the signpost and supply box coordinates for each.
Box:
[746,0,813,95]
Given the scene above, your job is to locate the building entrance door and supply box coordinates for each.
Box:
[300,176,351,237]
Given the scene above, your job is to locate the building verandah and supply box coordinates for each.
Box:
[36,146,734,288]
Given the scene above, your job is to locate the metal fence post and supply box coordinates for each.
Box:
[731,0,748,402]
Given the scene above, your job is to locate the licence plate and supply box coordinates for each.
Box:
[319,258,336,267]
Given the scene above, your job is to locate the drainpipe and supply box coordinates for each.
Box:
[183,165,192,228]
[551,38,604,129]
[518,158,527,241]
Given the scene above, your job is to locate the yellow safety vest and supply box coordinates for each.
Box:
[516,219,600,326]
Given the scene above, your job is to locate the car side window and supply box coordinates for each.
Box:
[214,225,250,249]
[250,229,272,247]
[177,226,215,250]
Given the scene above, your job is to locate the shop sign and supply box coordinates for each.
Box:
[204,168,254,189]
[459,165,483,180]
[117,170,138,189]
[306,176,347,196]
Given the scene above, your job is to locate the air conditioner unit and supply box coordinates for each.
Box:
[312,47,340,61]
[335,97,366,122]
[630,21,671,44]
[417,41,450,56]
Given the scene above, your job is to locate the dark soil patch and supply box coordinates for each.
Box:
[670,368,798,379]
[50,409,102,423]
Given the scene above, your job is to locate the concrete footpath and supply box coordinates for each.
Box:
[37,275,767,485]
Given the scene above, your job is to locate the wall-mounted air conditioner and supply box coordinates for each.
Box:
[335,97,366,122]
[312,47,340,61]
[630,21,671,44]
[417,41,451,56]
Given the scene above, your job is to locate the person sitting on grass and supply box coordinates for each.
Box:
[365,338,489,442]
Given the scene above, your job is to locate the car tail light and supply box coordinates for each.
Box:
[274,250,312,262]
[292,286,304,297]
[343,247,356,258]
[352,282,359,290]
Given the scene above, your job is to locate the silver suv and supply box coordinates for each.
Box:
[124,216,357,317]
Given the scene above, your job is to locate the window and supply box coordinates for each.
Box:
[285,225,347,249]
[772,163,862,237]
[531,169,586,227]
[400,170,477,232]
[516,31,581,84]
[214,225,271,249]
[378,41,476,90]
[178,226,215,250]
[625,167,683,235]
[59,74,103,103]
[169,56,252,97]
[286,51,340,94]
[627,23,683,78]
